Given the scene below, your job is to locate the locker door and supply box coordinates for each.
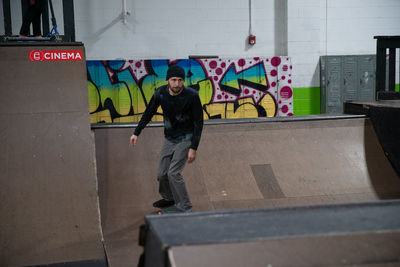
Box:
[358,55,376,100]
[343,56,358,101]
[326,56,342,113]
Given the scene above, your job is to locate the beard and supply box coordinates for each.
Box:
[168,85,183,95]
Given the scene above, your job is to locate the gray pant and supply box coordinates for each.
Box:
[157,139,192,210]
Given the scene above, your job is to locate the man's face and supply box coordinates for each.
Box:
[168,77,184,94]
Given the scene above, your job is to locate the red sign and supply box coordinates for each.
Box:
[29,50,83,61]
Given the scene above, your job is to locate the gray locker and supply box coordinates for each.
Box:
[320,55,376,114]
[358,56,376,100]
[343,56,357,100]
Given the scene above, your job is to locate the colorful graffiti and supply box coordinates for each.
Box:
[87,57,293,123]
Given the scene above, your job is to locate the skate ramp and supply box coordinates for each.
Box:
[94,116,400,266]
[345,99,400,178]
[0,44,105,266]
[145,200,400,267]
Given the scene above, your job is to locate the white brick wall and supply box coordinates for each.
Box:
[288,0,400,87]
[287,0,323,87]
[73,0,277,60]
[2,0,399,87]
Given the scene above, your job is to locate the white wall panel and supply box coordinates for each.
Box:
[2,0,399,87]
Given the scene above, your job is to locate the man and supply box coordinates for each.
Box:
[19,0,46,37]
[130,65,203,213]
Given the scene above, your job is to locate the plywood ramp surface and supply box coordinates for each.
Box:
[94,117,400,266]
[0,45,105,266]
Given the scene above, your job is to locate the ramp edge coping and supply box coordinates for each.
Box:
[91,114,366,129]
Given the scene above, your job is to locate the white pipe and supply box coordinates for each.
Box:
[122,0,127,25]
[249,0,253,35]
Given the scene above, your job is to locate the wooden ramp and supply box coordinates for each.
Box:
[145,200,400,267]
[0,44,105,266]
[93,116,400,266]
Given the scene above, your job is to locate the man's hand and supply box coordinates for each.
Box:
[187,148,196,163]
[130,134,138,147]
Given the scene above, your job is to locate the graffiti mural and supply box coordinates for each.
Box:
[87,57,293,123]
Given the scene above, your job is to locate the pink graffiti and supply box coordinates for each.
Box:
[280,86,293,99]
[271,57,281,67]
[120,60,149,82]
[199,59,273,105]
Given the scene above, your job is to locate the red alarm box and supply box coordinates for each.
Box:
[248,35,256,45]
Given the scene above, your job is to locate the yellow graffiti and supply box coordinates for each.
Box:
[261,94,277,117]
[88,81,99,113]
[90,100,164,123]
[89,80,276,123]
[204,94,276,119]
[197,79,213,106]
[90,109,112,123]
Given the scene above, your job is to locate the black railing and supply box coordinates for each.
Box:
[374,36,400,100]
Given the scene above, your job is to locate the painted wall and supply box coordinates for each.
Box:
[2,0,400,116]
[88,57,293,123]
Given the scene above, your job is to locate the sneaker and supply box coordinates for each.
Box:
[162,205,192,213]
[152,199,175,208]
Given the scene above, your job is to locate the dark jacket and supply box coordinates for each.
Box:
[134,85,203,150]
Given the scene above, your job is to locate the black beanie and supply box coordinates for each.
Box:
[166,65,185,80]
